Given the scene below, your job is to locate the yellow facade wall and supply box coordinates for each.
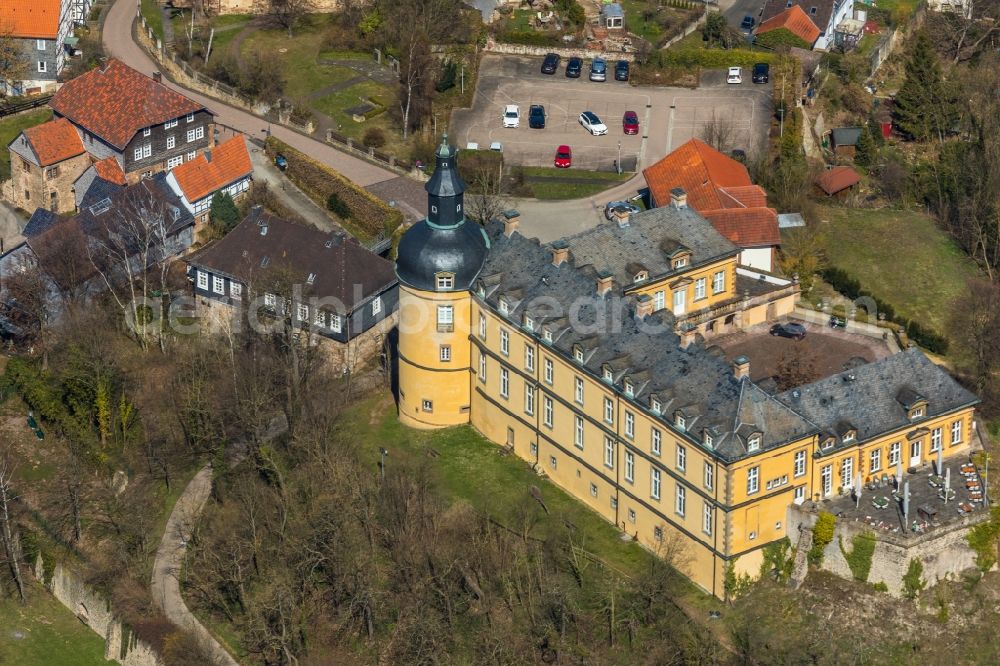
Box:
[398,285,473,429]
[627,256,737,314]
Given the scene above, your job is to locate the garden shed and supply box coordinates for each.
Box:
[601,3,625,29]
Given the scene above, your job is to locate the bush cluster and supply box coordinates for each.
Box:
[650,47,775,70]
[840,532,876,582]
[808,512,836,567]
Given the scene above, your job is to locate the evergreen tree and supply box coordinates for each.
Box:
[854,125,877,168]
[209,192,241,233]
[893,32,956,142]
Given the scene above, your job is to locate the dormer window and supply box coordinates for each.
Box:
[499,300,509,314]
[822,437,835,450]
[747,434,761,452]
[624,380,634,397]
[650,398,661,414]
[842,431,856,444]
[909,406,925,420]
[435,272,454,290]
[602,366,613,382]
[704,431,714,448]
[672,255,689,269]
[675,412,686,430]
[543,329,553,343]
[574,346,584,363]
[633,271,648,283]
[523,315,534,331]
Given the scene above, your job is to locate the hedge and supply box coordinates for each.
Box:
[652,46,775,70]
[840,531,876,582]
[755,27,811,50]
[265,137,403,243]
[819,266,949,354]
[498,31,565,47]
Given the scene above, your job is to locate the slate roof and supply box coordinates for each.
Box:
[642,140,780,249]
[51,59,207,150]
[20,119,86,166]
[816,166,860,195]
[756,5,822,46]
[761,0,837,35]
[23,208,59,237]
[187,208,397,312]
[776,348,978,455]
[78,176,125,210]
[0,0,60,38]
[475,212,814,463]
[170,135,251,203]
[92,156,126,185]
[831,127,863,147]
[560,206,739,288]
[76,173,193,238]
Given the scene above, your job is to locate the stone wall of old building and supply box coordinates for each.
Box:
[6,150,92,213]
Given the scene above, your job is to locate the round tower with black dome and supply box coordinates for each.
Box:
[396,135,489,428]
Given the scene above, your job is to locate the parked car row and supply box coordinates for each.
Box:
[500,106,639,136]
[541,53,630,82]
[727,63,770,85]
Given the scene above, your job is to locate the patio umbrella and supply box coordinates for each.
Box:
[945,467,951,504]
[903,481,911,530]
[896,458,903,488]
[855,472,863,509]
[937,448,943,476]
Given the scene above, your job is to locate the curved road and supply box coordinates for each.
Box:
[151,464,239,666]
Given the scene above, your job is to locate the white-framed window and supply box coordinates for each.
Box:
[794,450,806,477]
[543,329,553,343]
[675,413,686,430]
[479,352,487,382]
[712,270,725,294]
[674,256,687,269]
[602,367,613,382]
[675,484,685,516]
[422,399,433,412]
[196,270,208,289]
[164,119,178,129]
[651,427,662,457]
[524,345,535,372]
[186,151,197,161]
[747,466,759,495]
[747,434,761,452]
[889,441,901,467]
[499,300,509,314]
[436,274,454,290]
[794,486,806,504]
[651,467,661,500]
[694,277,706,300]
[842,457,854,488]
[524,385,535,416]
[329,313,342,333]
[313,308,325,327]
[822,464,833,497]
[437,304,453,330]
[439,345,451,362]
[604,397,614,424]
[500,368,509,399]
[37,60,47,73]
[230,282,242,298]
[372,296,382,315]
[651,398,661,414]
[296,303,308,321]
[624,380,634,397]
[36,39,46,50]
[143,128,152,137]
[703,502,713,535]
[653,290,665,311]
[610,496,618,510]
[212,275,224,295]
[500,329,509,355]
[870,448,882,473]
[574,415,584,449]
[590,483,598,498]
[704,461,713,490]
[186,126,205,142]
[574,377,584,405]
[529,442,538,456]
[574,347,584,362]
[604,436,615,469]
[676,444,686,472]
[543,396,553,428]
[134,143,151,160]
[187,113,195,122]
[624,451,634,483]
[624,411,635,438]
[166,136,176,149]
[549,455,557,469]
[167,155,183,169]
[628,508,636,523]
[478,313,487,339]
[543,358,553,384]
[931,427,942,452]
[952,420,963,445]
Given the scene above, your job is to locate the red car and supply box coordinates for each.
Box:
[623,111,639,135]
[554,145,572,168]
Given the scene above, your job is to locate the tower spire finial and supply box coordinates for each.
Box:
[437,133,451,158]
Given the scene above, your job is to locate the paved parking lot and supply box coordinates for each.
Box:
[452,55,772,173]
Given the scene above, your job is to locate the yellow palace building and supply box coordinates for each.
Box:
[394,139,979,598]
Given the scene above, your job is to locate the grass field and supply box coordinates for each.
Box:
[0,584,113,666]
[515,166,632,200]
[0,109,52,182]
[140,0,163,42]
[811,206,981,333]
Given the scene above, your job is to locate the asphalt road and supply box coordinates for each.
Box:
[723,0,767,31]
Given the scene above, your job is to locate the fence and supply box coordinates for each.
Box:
[326,129,413,173]
[0,94,53,119]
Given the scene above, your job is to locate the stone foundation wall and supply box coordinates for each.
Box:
[788,504,992,596]
[39,556,164,666]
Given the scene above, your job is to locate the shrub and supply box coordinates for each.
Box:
[362,127,387,149]
[808,512,836,566]
[436,59,458,93]
[652,47,775,70]
[724,560,753,600]
[967,506,1000,572]
[755,27,811,50]
[326,192,351,220]
[209,192,240,233]
[872,581,889,592]
[839,531,876,582]
[902,558,926,599]
[760,537,795,583]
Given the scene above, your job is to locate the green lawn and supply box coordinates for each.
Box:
[514,166,632,200]
[0,108,52,182]
[810,206,981,333]
[0,583,113,666]
[140,0,163,42]
[343,395,653,577]
[621,0,665,43]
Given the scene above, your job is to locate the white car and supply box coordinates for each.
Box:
[502,104,520,128]
[727,67,743,84]
[579,111,608,136]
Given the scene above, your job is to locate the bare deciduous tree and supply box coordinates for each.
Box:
[700,111,736,152]
[0,446,26,603]
[0,31,28,98]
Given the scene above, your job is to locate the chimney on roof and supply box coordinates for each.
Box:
[634,293,653,319]
[551,240,569,267]
[204,150,212,163]
[152,71,162,83]
[733,355,750,380]
[679,326,696,350]
[99,57,110,73]
[670,187,687,209]
[596,271,613,297]
[613,206,631,228]
[503,209,520,237]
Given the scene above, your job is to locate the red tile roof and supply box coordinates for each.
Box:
[756,5,822,47]
[643,139,779,249]
[170,135,251,203]
[92,156,126,185]
[21,118,85,166]
[0,0,60,38]
[51,59,207,150]
[815,166,861,195]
